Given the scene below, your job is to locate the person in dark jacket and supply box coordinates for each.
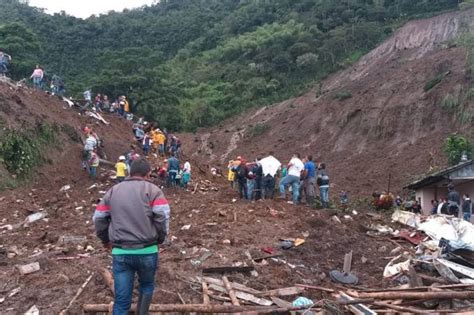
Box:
[462,194,472,222]
[93,159,170,315]
[447,184,461,216]
[167,153,180,187]
[317,163,330,208]
[233,158,248,199]
[254,159,263,201]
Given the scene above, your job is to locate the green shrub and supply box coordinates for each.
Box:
[441,93,460,110]
[248,123,270,137]
[332,89,352,101]
[0,124,57,176]
[443,134,473,165]
[424,74,444,91]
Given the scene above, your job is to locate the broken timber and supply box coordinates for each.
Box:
[203,266,254,274]
[82,304,320,313]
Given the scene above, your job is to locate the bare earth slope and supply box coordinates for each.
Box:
[183,8,474,197]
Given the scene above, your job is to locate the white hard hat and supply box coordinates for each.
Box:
[119,155,126,160]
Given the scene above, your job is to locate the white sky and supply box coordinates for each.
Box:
[28,0,155,18]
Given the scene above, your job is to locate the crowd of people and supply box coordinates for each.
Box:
[83,91,132,118]
[80,117,191,192]
[429,185,472,222]
[227,153,330,207]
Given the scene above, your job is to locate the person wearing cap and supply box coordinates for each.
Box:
[116,156,128,183]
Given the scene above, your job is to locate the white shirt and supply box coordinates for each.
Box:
[183,161,191,173]
[84,136,97,151]
[260,155,281,177]
[288,157,304,177]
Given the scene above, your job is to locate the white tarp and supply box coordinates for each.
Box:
[391,210,421,228]
[418,216,474,251]
[260,156,281,177]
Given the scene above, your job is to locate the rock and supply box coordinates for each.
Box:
[361,256,368,264]
[85,245,95,252]
[17,262,40,275]
[378,246,387,252]
[222,239,231,245]
[390,247,402,255]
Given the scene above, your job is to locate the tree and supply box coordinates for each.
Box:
[443,134,473,165]
[0,22,41,79]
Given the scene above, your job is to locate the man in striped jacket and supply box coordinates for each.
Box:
[93,158,170,315]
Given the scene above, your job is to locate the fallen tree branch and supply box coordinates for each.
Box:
[352,290,474,300]
[295,284,335,293]
[82,303,321,313]
[99,268,114,296]
[371,301,435,314]
[359,283,474,293]
[60,273,94,314]
[222,276,239,306]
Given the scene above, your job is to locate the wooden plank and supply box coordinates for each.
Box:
[203,266,255,274]
[270,297,293,308]
[295,284,335,293]
[202,277,262,295]
[337,292,376,315]
[208,284,273,306]
[202,282,210,305]
[261,287,304,297]
[222,276,240,306]
[343,251,353,274]
[408,265,423,287]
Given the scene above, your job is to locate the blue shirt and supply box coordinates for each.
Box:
[304,161,316,178]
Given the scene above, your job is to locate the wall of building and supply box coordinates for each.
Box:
[416,181,474,216]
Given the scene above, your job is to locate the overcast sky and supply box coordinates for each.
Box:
[29,0,155,18]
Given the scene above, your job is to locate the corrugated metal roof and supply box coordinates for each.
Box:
[405,160,474,190]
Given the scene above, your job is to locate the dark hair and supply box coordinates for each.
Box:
[319,163,326,169]
[465,193,470,198]
[307,155,313,161]
[294,153,301,158]
[130,158,151,177]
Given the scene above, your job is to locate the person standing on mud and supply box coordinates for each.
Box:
[0,50,12,75]
[303,155,317,205]
[234,157,249,199]
[93,158,170,315]
[279,153,304,204]
[317,163,330,208]
[30,65,44,90]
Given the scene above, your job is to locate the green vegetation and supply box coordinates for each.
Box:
[443,134,472,165]
[0,0,464,131]
[332,89,353,101]
[0,124,58,176]
[248,123,270,138]
[424,74,445,92]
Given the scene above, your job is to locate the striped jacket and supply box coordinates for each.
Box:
[93,177,170,248]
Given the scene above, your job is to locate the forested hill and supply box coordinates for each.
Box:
[0,0,467,130]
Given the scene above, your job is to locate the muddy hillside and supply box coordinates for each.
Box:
[183,8,474,198]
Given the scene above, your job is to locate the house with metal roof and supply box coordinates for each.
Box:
[405,160,474,215]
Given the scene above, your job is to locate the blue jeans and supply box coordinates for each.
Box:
[320,186,329,207]
[463,212,472,222]
[113,253,158,315]
[89,166,97,179]
[168,171,177,187]
[33,77,42,89]
[159,144,164,155]
[279,175,300,203]
[247,179,255,200]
